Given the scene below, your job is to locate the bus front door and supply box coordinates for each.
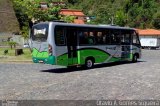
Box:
[121,45,131,60]
[66,28,78,66]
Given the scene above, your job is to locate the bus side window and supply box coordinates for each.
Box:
[132,31,140,45]
[110,30,121,45]
[88,31,95,45]
[78,31,84,45]
[110,33,119,44]
[96,32,104,45]
[55,27,65,46]
[79,29,96,45]
[78,31,89,45]
[104,30,110,44]
[110,30,117,44]
[121,30,131,45]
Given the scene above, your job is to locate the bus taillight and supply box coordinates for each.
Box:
[48,44,52,55]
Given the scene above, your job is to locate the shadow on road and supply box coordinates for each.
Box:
[40,61,145,74]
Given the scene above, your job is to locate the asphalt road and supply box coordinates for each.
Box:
[0,49,160,100]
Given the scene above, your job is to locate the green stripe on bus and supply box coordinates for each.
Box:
[130,53,133,60]
[32,48,55,64]
[109,57,121,62]
[77,49,110,65]
[32,48,49,58]
[56,48,121,66]
[57,53,68,66]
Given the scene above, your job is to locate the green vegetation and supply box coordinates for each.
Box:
[11,0,60,38]
[0,48,32,62]
[8,41,17,49]
[11,0,76,38]
[10,0,160,35]
[68,0,160,29]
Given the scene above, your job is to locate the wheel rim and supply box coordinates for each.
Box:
[86,60,93,68]
[134,55,137,62]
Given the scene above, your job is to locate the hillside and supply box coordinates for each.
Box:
[0,0,19,32]
[68,0,160,29]
[10,0,160,30]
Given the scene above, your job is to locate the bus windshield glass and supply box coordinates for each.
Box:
[31,24,49,42]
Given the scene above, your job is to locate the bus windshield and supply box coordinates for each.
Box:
[31,23,49,42]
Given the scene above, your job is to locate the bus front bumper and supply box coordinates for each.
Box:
[32,56,55,65]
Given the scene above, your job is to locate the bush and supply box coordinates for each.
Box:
[8,41,17,49]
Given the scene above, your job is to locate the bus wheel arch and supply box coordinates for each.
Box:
[85,56,95,68]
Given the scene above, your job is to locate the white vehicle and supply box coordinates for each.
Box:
[140,38,160,49]
[23,43,29,48]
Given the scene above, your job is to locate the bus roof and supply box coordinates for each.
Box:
[34,22,135,30]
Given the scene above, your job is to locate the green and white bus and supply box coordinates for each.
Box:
[30,22,141,68]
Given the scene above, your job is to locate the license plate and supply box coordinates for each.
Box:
[39,61,44,63]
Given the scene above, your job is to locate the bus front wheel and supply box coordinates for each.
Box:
[85,59,94,68]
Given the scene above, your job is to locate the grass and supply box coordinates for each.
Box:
[0,47,32,62]
[0,42,8,46]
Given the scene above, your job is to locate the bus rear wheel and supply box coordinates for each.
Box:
[132,54,138,63]
[85,59,94,68]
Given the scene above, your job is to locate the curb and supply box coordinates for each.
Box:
[0,60,33,64]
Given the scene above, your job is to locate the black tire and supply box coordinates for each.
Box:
[132,54,138,62]
[85,59,94,68]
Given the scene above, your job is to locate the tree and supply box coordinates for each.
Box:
[61,15,75,23]
[152,12,160,29]
[93,5,111,24]
[67,0,77,5]
[8,41,17,49]
[12,0,29,29]
[12,0,160,29]
[125,0,157,28]
[20,0,61,22]
[12,0,61,28]
[115,10,127,26]
[12,0,62,45]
